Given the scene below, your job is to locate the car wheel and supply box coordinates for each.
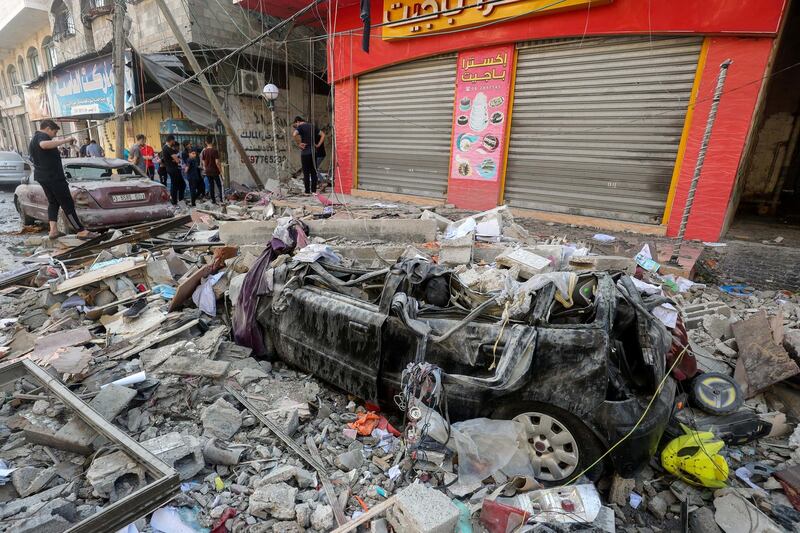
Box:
[495,402,607,485]
[14,196,35,226]
[689,372,743,415]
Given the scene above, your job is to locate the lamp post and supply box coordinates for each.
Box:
[262,83,281,184]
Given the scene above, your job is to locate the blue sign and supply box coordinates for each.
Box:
[48,54,134,117]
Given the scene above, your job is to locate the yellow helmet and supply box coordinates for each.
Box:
[661,425,729,488]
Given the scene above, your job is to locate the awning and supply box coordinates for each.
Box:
[139,53,219,130]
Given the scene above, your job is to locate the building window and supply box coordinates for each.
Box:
[27,48,40,79]
[7,66,21,98]
[52,0,76,40]
[43,37,57,70]
[0,71,5,99]
[17,57,26,83]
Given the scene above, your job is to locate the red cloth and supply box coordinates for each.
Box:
[211,508,237,533]
[349,412,401,437]
[141,145,155,169]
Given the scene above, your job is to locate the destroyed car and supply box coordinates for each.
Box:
[256,259,678,483]
[14,157,175,232]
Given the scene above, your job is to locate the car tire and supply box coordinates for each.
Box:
[493,401,607,485]
[14,196,35,226]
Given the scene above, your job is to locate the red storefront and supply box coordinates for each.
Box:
[320,0,788,241]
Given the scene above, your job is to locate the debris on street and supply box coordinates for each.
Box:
[0,195,799,533]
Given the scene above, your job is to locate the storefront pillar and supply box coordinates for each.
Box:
[665,36,774,241]
[333,78,357,195]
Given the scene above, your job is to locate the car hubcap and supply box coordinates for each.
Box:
[514,412,579,482]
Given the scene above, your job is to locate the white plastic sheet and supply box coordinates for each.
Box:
[192,271,226,317]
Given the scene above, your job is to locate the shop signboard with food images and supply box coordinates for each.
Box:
[450,45,515,182]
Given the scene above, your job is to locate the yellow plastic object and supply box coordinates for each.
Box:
[661,425,729,488]
[214,476,224,491]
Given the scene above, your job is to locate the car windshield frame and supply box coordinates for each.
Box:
[63,163,146,181]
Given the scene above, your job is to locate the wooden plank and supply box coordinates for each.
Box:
[157,356,230,378]
[32,327,93,362]
[329,495,398,533]
[732,310,800,398]
[168,265,211,312]
[111,319,200,360]
[53,259,146,294]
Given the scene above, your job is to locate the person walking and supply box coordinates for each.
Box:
[86,139,104,157]
[129,134,147,174]
[292,117,324,194]
[28,120,98,240]
[78,138,90,157]
[200,135,223,204]
[162,135,184,205]
[314,127,326,174]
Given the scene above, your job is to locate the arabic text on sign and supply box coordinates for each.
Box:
[382,0,606,39]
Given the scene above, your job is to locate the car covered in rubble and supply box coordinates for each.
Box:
[256,259,678,483]
[14,157,175,232]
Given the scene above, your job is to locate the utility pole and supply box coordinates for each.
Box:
[113,0,126,158]
[153,0,264,189]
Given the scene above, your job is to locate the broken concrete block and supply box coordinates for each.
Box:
[733,310,800,398]
[203,439,243,465]
[336,448,365,471]
[569,255,636,274]
[145,259,175,285]
[54,384,137,451]
[496,248,552,279]
[295,502,311,528]
[158,356,230,378]
[12,466,45,498]
[235,366,269,386]
[783,329,800,363]
[714,491,782,533]
[15,512,72,533]
[256,465,298,486]
[689,506,722,533]
[248,482,298,520]
[85,450,145,501]
[609,475,635,507]
[647,492,669,520]
[421,210,452,232]
[439,234,474,266]
[140,432,204,480]
[681,302,732,329]
[310,505,334,531]
[703,314,734,340]
[201,398,242,439]
[387,483,460,533]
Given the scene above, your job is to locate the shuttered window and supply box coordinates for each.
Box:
[504,36,703,223]
[357,55,457,198]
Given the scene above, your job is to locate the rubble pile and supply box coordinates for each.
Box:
[0,197,798,532]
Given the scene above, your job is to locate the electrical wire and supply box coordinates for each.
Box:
[565,342,690,486]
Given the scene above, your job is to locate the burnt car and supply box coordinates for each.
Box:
[256,260,677,483]
[14,157,174,232]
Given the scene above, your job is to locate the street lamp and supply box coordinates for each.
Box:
[261,83,281,183]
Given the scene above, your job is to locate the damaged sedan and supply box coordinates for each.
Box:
[252,257,682,484]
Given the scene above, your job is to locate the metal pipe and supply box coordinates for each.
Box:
[670,60,732,264]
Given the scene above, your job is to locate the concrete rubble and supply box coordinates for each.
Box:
[0,194,797,533]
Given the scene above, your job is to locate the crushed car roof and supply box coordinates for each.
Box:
[62,157,134,168]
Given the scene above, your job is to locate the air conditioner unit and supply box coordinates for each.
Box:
[237,70,264,96]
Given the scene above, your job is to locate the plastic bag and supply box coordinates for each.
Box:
[192,271,225,316]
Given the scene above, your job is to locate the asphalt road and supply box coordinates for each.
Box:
[0,186,36,272]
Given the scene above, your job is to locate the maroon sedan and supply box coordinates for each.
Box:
[14,158,175,233]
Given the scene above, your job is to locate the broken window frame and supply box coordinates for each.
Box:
[0,359,181,533]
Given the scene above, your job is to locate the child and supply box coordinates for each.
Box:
[186,149,203,207]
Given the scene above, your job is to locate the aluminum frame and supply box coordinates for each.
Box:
[0,359,180,533]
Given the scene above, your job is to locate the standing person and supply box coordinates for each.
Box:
[162,135,184,205]
[28,120,98,240]
[186,149,203,207]
[292,116,322,195]
[129,134,147,174]
[142,140,155,180]
[155,152,167,185]
[314,126,326,174]
[86,139,104,157]
[78,138,90,157]
[200,135,223,204]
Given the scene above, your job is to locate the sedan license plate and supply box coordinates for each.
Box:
[112,193,146,202]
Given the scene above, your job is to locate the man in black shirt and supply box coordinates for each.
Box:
[292,116,325,194]
[28,120,96,240]
[161,135,184,205]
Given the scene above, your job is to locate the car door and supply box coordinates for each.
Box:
[273,286,385,403]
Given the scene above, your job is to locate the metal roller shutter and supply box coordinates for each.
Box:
[357,55,456,198]
[504,36,703,223]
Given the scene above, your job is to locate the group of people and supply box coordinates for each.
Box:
[155,135,223,207]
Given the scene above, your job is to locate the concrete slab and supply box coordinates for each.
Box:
[54,385,136,450]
